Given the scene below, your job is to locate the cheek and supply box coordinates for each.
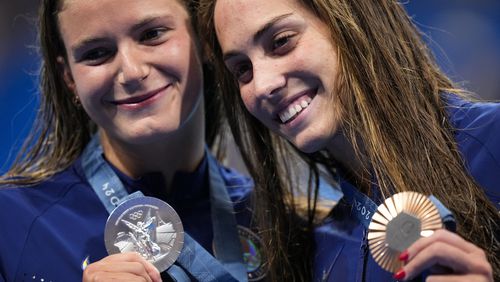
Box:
[239,88,256,114]
[75,83,104,112]
[72,67,109,98]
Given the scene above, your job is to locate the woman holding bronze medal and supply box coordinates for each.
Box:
[0,0,266,281]
[198,0,500,281]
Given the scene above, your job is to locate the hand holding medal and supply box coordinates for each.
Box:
[368,191,495,281]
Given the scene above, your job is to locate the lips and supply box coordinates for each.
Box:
[275,88,317,124]
[278,96,312,123]
[112,85,169,105]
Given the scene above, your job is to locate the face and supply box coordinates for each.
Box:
[214,0,342,153]
[57,0,203,145]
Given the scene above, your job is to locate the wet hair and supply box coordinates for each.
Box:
[199,0,500,280]
[1,0,223,184]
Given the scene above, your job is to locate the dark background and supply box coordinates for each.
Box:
[1,1,499,174]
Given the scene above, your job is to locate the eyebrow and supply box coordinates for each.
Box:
[71,37,108,59]
[254,13,293,44]
[71,14,172,56]
[130,14,170,33]
[222,12,293,61]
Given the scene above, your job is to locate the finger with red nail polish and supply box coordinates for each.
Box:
[399,250,409,263]
[393,269,406,280]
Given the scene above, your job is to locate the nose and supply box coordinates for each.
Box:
[252,59,285,100]
[117,45,150,87]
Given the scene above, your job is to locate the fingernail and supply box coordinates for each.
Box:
[398,250,409,262]
[393,269,406,280]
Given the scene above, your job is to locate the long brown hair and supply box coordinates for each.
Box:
[199,0,500,280]
[1,0,222,185]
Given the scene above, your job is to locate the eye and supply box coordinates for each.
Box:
[140,28,169,43]
[271,31,297,54]
[231,62,252,84]
[79,47,114,65]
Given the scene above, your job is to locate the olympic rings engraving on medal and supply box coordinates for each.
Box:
[128,210,143,221]
[105,196,184,272]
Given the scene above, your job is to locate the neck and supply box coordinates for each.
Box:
[100,100,205,194]
[326,131,370,191]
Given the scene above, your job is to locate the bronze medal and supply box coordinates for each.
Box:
[368,191,442,273]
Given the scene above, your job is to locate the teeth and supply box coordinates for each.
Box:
[278,97,312,123]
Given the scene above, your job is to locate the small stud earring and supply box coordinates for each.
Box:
[73,95,81,107]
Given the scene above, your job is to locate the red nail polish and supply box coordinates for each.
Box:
[399,250,409,262]
[393,269,406,280]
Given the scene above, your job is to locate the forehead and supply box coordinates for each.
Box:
[214,0,297,28]
[58,0,189,34]
[214,0,299,42]
[60,0,186,15]
[61,0,186,10]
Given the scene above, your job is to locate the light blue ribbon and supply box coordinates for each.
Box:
[81,134,247,281]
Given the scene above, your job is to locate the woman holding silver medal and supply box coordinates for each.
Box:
[198,0,500,281]
[0,0,268,281]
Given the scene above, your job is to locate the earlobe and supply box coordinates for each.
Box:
[57,56,76,93]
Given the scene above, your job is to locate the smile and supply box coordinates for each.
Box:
[277,90,316,124]
[112,85,170,108]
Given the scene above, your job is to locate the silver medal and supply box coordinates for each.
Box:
[104,196,184,272]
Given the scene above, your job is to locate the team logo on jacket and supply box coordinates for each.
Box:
[237,225,266,281]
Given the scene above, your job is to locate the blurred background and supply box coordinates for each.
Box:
[0,1,499,174]
[0,1,39,174]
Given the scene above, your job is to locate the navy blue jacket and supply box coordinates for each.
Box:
[0,152,253,281]
[314,97,500,282]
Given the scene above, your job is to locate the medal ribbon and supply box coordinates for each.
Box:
[335,174,456,281]
[336,176,456,231]
[81,134,247,281]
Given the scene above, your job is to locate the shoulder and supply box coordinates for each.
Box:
[0,161,89,224]
[204,152,255,229]
[216,161,254,201]
[445,94,500,208]
[208,156,254,225]
[0,163,86,212]
[447,96,500,168]
[205,151,253,197]
[0,162,88,273]
[446,94,500,134]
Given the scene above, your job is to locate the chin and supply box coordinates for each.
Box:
[292,137,328,154]
[118,126,176,146]
[120,133,159,146]
[291,124,341,154]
